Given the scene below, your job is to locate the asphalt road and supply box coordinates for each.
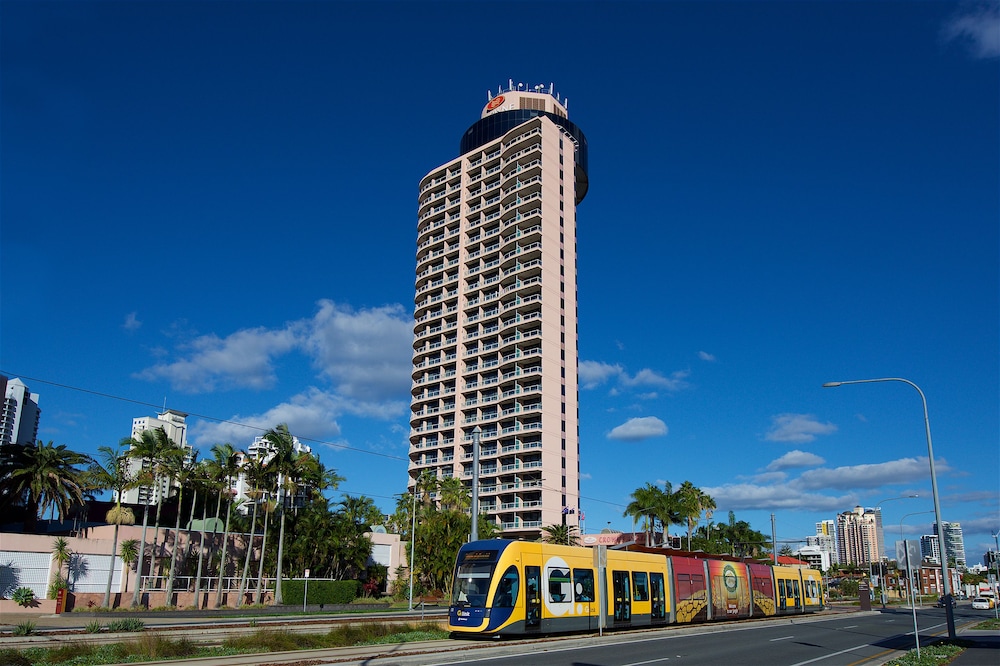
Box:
[342,606,995,666]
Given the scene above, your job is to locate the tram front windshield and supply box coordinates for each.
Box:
[451,561,494,608]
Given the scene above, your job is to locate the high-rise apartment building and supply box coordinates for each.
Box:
[807,519,838,566]
[407,82,588,538]
[232,434,313,514]
[836,506,880,565]
[0,377,41,446]
[120,409,192,505]
[920,534,941,563]
[934,522,967,567]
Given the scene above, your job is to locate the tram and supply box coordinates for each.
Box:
[448,539,823,636]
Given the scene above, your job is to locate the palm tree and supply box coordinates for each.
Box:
[207,443,239,608]
[119,539,139,594]
[624,482,677,546]
[163,450,199,606]
[237,452,268,607]
[262,424,307,606]
[87,441,136,608]
[51,537,72,594]
[674,481,716,550]
[0,440,91,533]
[128,428,183,607]
[541,524,580,545]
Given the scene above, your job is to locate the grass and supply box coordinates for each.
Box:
[973,617,1000,630]
[883,640,971,666]
[0,621,448,665]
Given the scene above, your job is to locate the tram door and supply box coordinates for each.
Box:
[650,572,667,622]
[612,570,632,623]
[525,566,541,630]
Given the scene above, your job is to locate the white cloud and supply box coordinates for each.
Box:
[608,416,668,441]
[622,368,689,391]
[697,351,716,362]
[123,312,142,331]
[702,482,852,512]
[767,450,826,471]
[303,300,413,402]
[135,326,299,392]
[578,361,623,389]
[765,413,837,443]
[189,387,345,447]
[796,457,951,491]
[943,2,1000,59]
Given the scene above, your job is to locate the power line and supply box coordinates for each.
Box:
[0,371,407,462]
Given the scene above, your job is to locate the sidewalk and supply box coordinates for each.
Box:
[948,629,1000,665]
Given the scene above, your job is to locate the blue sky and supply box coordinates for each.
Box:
[2,1,997,562]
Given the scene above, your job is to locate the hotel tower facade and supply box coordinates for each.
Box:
[408,82,588,539]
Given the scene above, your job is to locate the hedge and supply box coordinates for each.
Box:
[280,579,360,605]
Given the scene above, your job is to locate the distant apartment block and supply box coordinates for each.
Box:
[0,376,41,446]
[807,519,838,566]
[934,521,967,567]
[921,534,942,564]
[119,409,193,505]
[407,82,587,538]
[836,505,880,565]
[232,434,313,514]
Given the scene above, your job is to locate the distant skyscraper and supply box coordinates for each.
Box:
[119,409,192,505]
[808,519,838,565]
[836,506,879,565]
[921,534,941,563]
[0,377,41,446]
[934,522,967,567]
[407,82,588,538]
[232,434,313,514]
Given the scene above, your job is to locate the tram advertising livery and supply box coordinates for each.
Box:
[448,540,824,637]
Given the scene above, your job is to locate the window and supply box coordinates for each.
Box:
[548,566,571,603]
[633,572,649,601]
[493,565,519,608]
[573,568,595,602]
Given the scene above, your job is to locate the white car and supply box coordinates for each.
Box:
[971,597,994,610]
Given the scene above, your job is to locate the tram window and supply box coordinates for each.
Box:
[793,580,800,598]
[633,572,649,601]
[573,568,594,602]
[493,565,519,608]
[778,579,786,597]
[547,567,571,603]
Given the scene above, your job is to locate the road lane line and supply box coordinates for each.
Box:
[788,642,876,666]
[770,635,795,642]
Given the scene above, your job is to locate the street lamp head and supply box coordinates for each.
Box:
[822,382,842,388]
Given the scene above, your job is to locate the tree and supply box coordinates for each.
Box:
[207,443,239,608]
[237,452,269,607]
[119,539,139,594]
[262,424,311,606]
[128,427,184,607]
[0,440,92,533]
[51,537,72,596]
[673,481,716,550]
[624,482,681,546]
[163,449,199,606]
[87,441,136,608]
[541,524,580,546]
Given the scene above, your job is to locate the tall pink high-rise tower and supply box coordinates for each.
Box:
[408,82,588,539]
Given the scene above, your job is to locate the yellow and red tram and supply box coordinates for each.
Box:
[448,539,823,636]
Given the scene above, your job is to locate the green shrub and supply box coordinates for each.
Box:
[12,621,36,636]
[281,579,360,605]
[10,587,35,607]
[86,619,104,633]
[0,648,31,666]
[126,633,197,659]
[107,617,145,632]
[47,572,68,599]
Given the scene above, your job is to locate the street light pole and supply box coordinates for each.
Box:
[823,378,956,639]
[471,426,481,543]
[899,510,933,658]
[408,482,418,612]
[871,495,919,606]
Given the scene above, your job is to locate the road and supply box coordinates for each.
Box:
[339,605,993,666]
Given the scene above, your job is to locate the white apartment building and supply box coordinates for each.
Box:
[408,82,588,539]
[232,434,312,514]
[934,521,967,567]
[0,376,41,446]
[807,519,838,566]
[120,409,193,505]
